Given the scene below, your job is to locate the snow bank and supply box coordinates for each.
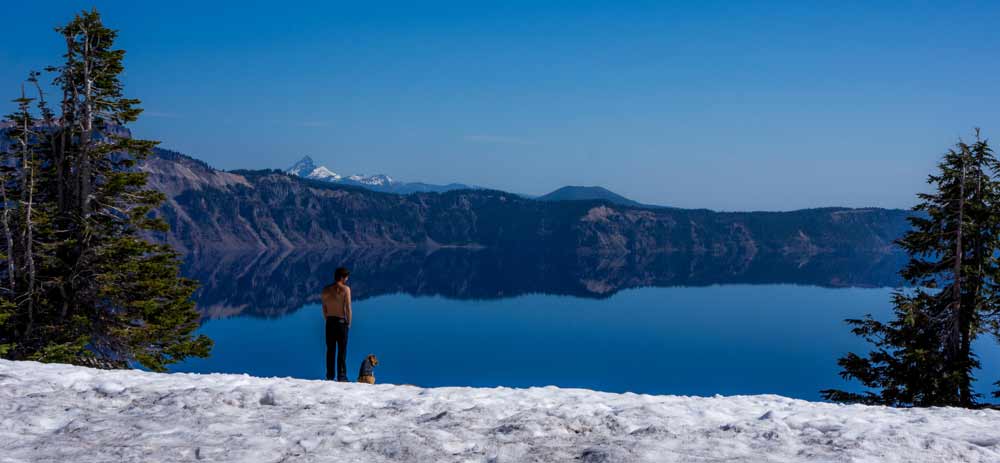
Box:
[1,360,998,462]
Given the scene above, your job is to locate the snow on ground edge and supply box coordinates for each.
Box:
[2,360,1000,463]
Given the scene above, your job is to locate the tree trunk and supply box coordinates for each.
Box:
[80,27,94,219]
[0,177,14,295]
[946,154,968,400]
[22,139,36,338]
[14,87,36,337]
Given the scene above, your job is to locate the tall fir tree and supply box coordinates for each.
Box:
[822,130,1000,407]
[0,9,211,370]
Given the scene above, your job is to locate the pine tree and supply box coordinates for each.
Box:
[822,131,1000,407]
[0,9,211,371]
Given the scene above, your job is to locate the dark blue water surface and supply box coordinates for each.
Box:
[174,249,1000,401]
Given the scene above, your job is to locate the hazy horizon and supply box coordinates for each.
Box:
[4,1,998,210]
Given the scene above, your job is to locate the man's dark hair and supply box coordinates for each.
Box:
[334,267,350,282]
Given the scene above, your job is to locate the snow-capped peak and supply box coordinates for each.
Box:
[281,156,477,193]
[286,156,340,181]
[285,156,317,177]
[307,166,341,181]
[286,157,395,187]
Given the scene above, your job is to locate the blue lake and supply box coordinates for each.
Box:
[173,249,1000,401]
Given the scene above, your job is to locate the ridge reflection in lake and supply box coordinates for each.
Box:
[182,246,907,320]
[172,247,999,400]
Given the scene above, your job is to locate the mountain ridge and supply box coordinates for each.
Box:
[142,148,913,274]
[284,155,475,194]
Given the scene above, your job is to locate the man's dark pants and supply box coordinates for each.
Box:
[325,316,349,381]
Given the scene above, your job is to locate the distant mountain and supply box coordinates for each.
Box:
[284,156,472,194]
[286,156,344,181]
[539,186,646,207]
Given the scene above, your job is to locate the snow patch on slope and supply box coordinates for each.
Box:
[347,173,393,186]
[2,360,998,462]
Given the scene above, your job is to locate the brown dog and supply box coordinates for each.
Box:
[357,354,378,384]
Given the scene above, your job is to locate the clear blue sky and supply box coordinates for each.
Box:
[3,1,999,210]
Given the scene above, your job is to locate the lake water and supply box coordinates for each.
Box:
[173,248,1000,401]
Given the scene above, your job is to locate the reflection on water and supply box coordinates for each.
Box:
[168,246,968,400]
[178,285,905,399]
[182,246,907,320]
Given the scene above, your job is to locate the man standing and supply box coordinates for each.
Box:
[322,267,352,381]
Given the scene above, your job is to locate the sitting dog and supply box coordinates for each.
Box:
[357,354,378,384]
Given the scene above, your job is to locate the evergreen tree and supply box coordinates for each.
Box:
[0,84,42,358]
[822,131,1000,407]
[0,9,211,370]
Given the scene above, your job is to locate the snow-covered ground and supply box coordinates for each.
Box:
[2,360,999,463]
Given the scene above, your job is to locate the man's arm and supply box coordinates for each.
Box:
[345,287,353,327]
[320,287,328,319]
